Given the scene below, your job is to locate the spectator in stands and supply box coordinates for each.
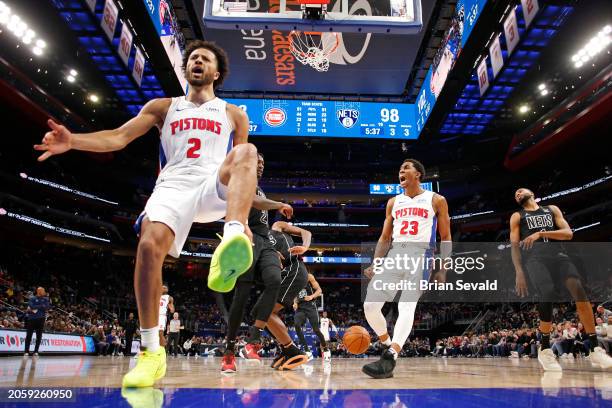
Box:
[24,287,50,356]
[575,322,591,356]
[595,317,610,353]
[93,326,109,356]
[561,321,577,359]
[550,324,564,357]
[123,312,137,356]
[597,305,612,321]
[106,329,117,356]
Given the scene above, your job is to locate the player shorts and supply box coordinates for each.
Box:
[322,330,330,342]
[136,166,228,258]
[277,261,308,309]
[365,243,433,303]
[238,233,282,283]
[295,304,320,331]
[158,315,167,331]
[525,254,583,301]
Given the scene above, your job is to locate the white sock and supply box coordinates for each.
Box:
[381,337,392,346]
[140,327,159,353]
[388,347,398,360]
[223,221,245,238]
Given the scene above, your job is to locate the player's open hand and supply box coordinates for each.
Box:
[289,246,307,255]
[515,270,529,297]
[34,119,72,161]
[519,231,540,250]
[279,203,293,219]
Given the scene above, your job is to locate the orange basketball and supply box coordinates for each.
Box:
[342,325,371,355]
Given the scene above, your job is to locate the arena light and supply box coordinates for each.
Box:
[69,69,78,77]
[518,105,529,114]
[0,6,47,56]
[538,83,546,91]
[66,75,76,83]
[572,25,611,68]
[88,94,99,103]
[540,89,549,96]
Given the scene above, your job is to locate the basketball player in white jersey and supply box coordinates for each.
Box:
[34,40,258,387]
[158,284,174,347]
[320,311,338,342]
[362,159,451,378]
[320,311,337,361]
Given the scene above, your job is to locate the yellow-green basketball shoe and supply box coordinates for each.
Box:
[207,232,253,292]
[122,346,166,388]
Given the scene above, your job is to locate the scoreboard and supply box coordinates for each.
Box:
[370,182,434,195]
[228,99,418,139]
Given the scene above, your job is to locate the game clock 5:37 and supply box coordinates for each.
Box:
[229,99,418,140]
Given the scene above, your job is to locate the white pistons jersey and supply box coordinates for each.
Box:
[320,317,330,332]
[391,190,437,245]
[158,96,233,180]
[159,294,170,317]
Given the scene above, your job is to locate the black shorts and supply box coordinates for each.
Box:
[295,303,320,330]
[238,234,282,283]
[277,261,308,309]
[525,253,582,301]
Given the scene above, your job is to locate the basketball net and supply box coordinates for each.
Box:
[289,31,340,72]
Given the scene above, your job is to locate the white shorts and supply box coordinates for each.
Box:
[365,244,432,303]
[158,315,167,331]
[322,330,330,342]
[139,166,228,258]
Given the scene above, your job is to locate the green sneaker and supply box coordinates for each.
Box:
[122,346,166,388]
[207,232,253,292]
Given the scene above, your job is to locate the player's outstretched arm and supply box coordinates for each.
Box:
[252,196,293,218]
[272,221,312,254]
[34,98,170,161]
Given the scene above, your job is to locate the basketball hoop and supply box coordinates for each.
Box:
[289,30,339,72]
[288,0,339,72]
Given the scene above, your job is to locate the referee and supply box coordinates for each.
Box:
[24,287,50,356]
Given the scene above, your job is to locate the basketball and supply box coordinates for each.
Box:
[342,326,371,355]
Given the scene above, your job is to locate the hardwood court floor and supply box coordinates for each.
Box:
[1,355,610,407]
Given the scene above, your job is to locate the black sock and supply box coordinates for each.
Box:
[588,334,597,352]
[541,334,550,350]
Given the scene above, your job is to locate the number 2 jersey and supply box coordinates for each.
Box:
[391,190,436,247]
[158,96,234,181]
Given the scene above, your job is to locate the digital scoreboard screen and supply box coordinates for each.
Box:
[228,99,417,139]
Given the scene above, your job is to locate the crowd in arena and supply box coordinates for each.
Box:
[4,253,611,360]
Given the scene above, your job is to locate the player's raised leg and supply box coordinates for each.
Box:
[207,141,258,293]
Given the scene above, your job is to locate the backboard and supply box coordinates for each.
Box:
[202,0,423,34]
